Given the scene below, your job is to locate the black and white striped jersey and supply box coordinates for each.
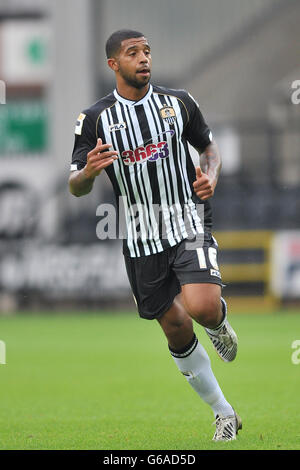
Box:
[71,84,213,257]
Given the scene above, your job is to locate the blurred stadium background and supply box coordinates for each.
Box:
[0,0,300,313]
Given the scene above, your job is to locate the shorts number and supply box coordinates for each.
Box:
[196,248,207,269]
[208,247,219,270]
[196,246,219,270]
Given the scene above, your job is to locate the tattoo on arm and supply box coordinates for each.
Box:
[199,141,222,186]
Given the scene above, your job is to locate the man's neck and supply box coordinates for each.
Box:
[115,83,150,102]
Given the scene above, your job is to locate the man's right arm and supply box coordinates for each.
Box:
[69,168,95,197]
[69,138,118,197]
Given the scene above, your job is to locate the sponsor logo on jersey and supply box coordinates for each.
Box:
[121,130,175,166]
[159,105,176,124]
[75,113,86,135]
[122,141,170,165]
[109,122,127,132]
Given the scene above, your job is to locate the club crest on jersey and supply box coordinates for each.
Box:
[159,105,176,124]
[109,122,127,132]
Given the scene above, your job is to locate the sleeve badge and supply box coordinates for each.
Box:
[75,113,86,135]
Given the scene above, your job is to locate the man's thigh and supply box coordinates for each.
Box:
[172,233,223,288]
[171,234,224,322]
[124,249,181,320]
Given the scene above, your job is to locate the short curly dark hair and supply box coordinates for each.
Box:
[105,29,145,58]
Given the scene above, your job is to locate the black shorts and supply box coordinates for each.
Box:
[124,233,223,320]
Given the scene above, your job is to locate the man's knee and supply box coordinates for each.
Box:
[184,295,222,328]
[159,309,192,334]
[158,297,193,336]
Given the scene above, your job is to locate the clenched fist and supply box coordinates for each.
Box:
[193,166,215,201]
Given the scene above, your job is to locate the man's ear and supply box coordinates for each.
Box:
[107,58,119,72]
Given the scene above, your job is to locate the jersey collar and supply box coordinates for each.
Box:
[113,84,153,107]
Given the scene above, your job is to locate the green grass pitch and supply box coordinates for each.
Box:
[0,310,300,450]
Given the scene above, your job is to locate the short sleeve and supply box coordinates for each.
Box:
[183,93,212,152]
[70,111,97,171]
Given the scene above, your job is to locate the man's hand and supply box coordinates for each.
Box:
[83,138,118,179]
[193,166,216,201]
[69,138,118,197]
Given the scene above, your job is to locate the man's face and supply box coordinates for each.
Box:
[115,37,152,89]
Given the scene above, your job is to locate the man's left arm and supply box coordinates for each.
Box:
[193,140,222,201]
[181,91,221,200]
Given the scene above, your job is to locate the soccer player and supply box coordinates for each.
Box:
[69,29,242,441]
